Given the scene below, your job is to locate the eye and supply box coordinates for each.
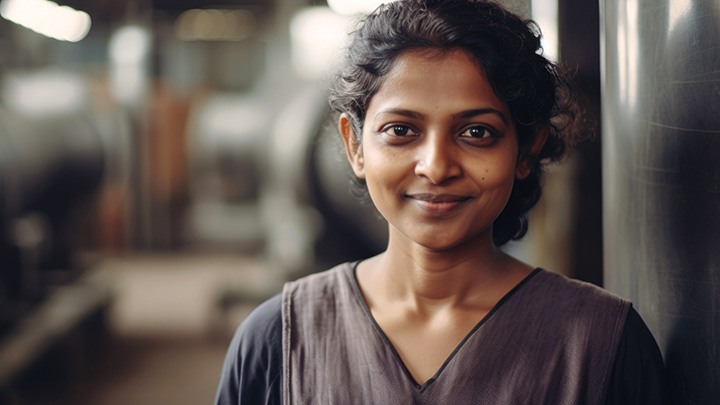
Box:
[384,125,416,137]
[459,126,493,139]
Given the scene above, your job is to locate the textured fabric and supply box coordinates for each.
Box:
[605,309,667,404]
[214,295,283,405]
[281,262,631,405]
[213,278,664,404]
[214,295,663,405]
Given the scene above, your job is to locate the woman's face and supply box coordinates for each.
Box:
[341,48,531,251]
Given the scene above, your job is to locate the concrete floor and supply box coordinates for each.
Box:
[11,252,281,405]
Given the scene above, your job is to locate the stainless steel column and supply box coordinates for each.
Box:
[601,0,720,402]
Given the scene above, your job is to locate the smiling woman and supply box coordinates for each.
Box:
[215,1,665,404]
[340,49,528,254]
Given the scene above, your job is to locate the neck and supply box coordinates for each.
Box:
[360,228,524,311]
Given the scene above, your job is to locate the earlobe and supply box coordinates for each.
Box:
[516,126,549,180]
[339,114,365,179]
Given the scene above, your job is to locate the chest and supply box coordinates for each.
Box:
[372,308,491,385]
[281,267,629,405]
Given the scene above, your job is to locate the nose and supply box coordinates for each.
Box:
[414,134,462,184]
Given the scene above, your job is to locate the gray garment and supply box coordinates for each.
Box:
[282,263,630,405]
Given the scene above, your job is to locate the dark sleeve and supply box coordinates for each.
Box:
[214,294,282,405]
[605,305,665,404]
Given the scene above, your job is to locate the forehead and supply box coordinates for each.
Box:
[366,48,509,119]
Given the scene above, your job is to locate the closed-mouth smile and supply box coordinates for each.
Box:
[406,193,471,214]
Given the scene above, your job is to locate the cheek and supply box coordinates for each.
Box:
[364,163,403,201]
[361,155,393,197]
[362,144,407,183]
[362,152,413,215]
[478,157,518,185]
[476,163,518,210]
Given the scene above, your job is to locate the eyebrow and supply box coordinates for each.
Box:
[374,107,509,124]
[374,108,425,120]
[453,108,509,124]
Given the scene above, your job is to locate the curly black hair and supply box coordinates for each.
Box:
[328,0,583,246]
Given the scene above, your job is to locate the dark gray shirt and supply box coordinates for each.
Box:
[215,262,665,404]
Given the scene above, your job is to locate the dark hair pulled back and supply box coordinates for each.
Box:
[328,0,584,246]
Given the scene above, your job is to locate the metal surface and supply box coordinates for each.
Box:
[0,110,105,219]
[0,109,105,305]
[601,0,720,403]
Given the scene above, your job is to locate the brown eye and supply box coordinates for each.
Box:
[385,125,415,136]
[460,126,492,138]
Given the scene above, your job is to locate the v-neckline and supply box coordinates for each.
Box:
[345,261,543,391]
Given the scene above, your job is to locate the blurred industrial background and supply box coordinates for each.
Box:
[0,0,717,403]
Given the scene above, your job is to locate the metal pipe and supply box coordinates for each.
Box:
[601,0,720,402]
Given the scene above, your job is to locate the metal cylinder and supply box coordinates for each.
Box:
[601,0,720,403]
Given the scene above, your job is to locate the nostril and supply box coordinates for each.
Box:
[414,157,462,185]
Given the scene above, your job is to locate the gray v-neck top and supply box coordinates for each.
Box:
[281,262,630,405]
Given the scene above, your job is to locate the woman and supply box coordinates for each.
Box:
[215,0,664,403]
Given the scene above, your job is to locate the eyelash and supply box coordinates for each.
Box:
[459,126,495,139]
[382,125,417,137]
[380,124,498,141]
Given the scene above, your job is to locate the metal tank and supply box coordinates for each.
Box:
[601,0,720,402]
[0,108,105,313]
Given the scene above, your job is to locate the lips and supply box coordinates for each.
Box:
[406,193,471,214]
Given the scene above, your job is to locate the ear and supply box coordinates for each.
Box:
[515,126,549,180]
[339,113,365,179]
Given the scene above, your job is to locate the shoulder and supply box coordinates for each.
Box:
[214,294,282,405]
[530,270,631,323]
[233,293,282,354]
[528,269,631,342]
[512,271,641,401]
[535,269,629,305]
[527,271,664,402]
[282,262,360,332]
[606,306,666,404]
[214,262,358,404]
[283,262,355,299]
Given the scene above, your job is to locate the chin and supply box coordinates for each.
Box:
[404,229,491,253]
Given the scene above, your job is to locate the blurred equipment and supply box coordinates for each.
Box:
[259,84,387,279]
[0,106,108,395]
[602,0,720,403]
[0,106,105,322]
[257,5,387,278]
[184,93,270,250]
